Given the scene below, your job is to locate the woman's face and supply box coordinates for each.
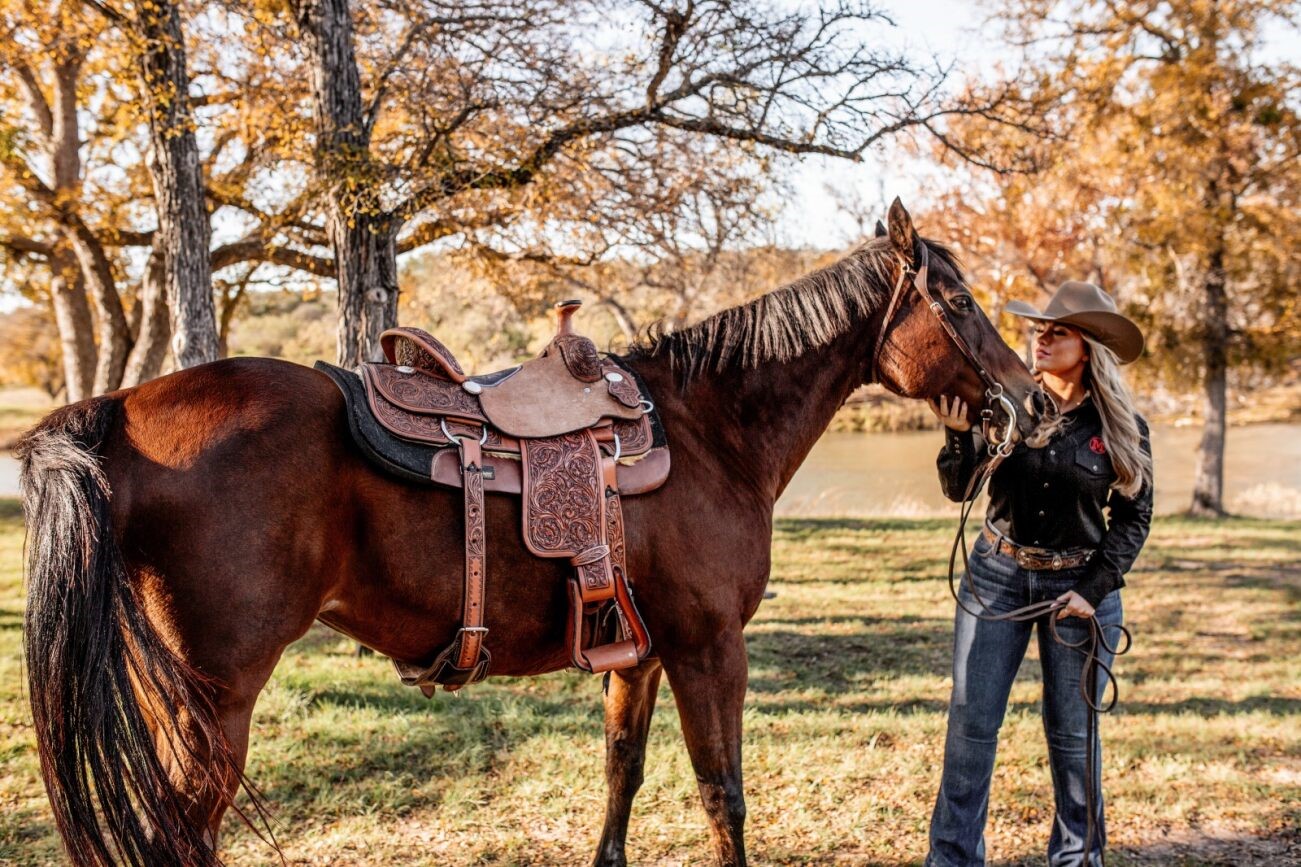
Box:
[1033,322,1089,376]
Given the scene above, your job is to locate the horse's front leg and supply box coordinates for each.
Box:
[661,628,749,867]
[592,658,664,867]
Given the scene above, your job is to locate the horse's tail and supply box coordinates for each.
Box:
[17,398,244,866]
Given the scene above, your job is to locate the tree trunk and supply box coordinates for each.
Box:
[65,223,131,394]
[1189,246,1229,517]
[122,252,172,387]
[291,0,399,368]
[48,245,96,403]
[136,0,219,369]
[598,296,638,343]
[44,55,114,398]
[333,219,400,366]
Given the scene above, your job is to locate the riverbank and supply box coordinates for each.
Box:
[828,380,1301,434]
[1,503,1296,864]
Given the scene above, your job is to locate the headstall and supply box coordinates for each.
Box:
[870,243,1018,457]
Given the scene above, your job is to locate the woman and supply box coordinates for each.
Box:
[925,281,1154,867]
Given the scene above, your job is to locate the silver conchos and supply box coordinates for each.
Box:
[604,371,625,383]
[396,365,415,374]
[462,380,483,395]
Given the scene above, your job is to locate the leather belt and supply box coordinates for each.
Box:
[980,524,1093,571]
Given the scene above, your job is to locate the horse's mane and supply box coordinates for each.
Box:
[623,236,965,380]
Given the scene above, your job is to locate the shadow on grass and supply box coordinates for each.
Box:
[245,680,607,815]
[0,606,21,631]
[991,828,1301,866]
[1117,694,1301,717]
[747,617,953,694]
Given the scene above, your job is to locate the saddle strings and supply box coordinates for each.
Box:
[946,449,1132,864]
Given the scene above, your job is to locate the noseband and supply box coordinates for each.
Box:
[870,244,1018,457]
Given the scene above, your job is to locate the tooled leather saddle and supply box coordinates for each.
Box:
[315,300,669,694]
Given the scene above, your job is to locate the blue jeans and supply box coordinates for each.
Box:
[926,534,1124,867]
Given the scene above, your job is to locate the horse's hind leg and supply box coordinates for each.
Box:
[150,666,274,855]
[661,630,749,867]
[592,659,664,867]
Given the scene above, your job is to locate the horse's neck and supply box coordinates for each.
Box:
[645,320,880,503]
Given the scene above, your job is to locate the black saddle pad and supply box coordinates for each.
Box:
[316,361,443,485]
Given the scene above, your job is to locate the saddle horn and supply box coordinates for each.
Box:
[555,299,583,336]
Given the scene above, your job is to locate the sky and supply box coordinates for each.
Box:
[782,0,1000,249]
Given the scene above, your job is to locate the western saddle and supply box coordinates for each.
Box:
[315,300,668,694]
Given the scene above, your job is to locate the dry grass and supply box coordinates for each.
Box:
[0,389,54,450]
[0,501,1296,865]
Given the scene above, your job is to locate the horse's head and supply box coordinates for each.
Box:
[869,198,1049,447]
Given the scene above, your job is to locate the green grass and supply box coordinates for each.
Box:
[0,501,1297,865]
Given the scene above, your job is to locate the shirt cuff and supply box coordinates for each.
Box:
[1070,570,1124,610]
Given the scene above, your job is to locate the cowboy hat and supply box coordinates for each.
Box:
[1005,281,1145,364]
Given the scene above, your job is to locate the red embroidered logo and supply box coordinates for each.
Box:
[1089,436,1107,454]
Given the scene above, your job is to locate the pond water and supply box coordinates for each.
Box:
[776,423,1301,519]
[2,423,1298,518]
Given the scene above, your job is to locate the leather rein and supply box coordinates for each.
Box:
[872,243,1131,861]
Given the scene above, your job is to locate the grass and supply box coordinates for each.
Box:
[0,501,1297,865]
[0,389,54,449]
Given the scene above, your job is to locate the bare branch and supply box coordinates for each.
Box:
[14,64,54,143]
[211,236,336,277]
[0,235,54,259]
[78,0,126,25]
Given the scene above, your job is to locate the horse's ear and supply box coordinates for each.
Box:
[887,197,920,260]
[874,220,887,238]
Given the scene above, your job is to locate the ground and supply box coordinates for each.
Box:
[0,503,1297,865]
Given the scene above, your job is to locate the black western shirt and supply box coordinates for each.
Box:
[936,399,1153,608]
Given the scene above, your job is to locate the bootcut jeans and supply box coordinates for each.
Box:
[925,533,1123,867]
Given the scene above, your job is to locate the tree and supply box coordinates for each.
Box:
[0,1,338,394]
[936,0,1300,515]
[0,2,131,395]
[125,0,221,367]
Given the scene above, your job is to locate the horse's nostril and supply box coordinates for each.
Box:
[1025,391,1042,418]
[1028,389,1054,419]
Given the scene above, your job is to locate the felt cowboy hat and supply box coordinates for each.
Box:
[1005,281,1145,364]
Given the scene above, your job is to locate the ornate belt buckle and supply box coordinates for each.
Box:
[1051,553,1063,570]
[1015,549,1031,568]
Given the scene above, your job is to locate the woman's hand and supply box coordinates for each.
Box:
[1055,590,1095,619]
[929,395,971,432]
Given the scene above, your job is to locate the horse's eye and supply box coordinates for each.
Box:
[951,294,973,312]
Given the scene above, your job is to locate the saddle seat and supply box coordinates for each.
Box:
[378,300,645,438]
[316,300,668,696]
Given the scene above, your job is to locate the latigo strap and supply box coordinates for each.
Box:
[395,433,493,694]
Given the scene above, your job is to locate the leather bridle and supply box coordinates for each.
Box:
[870,243,1018,458]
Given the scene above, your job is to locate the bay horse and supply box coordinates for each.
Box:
[19,200,1047,866]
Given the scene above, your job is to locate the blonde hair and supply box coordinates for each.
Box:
[1027,332,1153,498]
